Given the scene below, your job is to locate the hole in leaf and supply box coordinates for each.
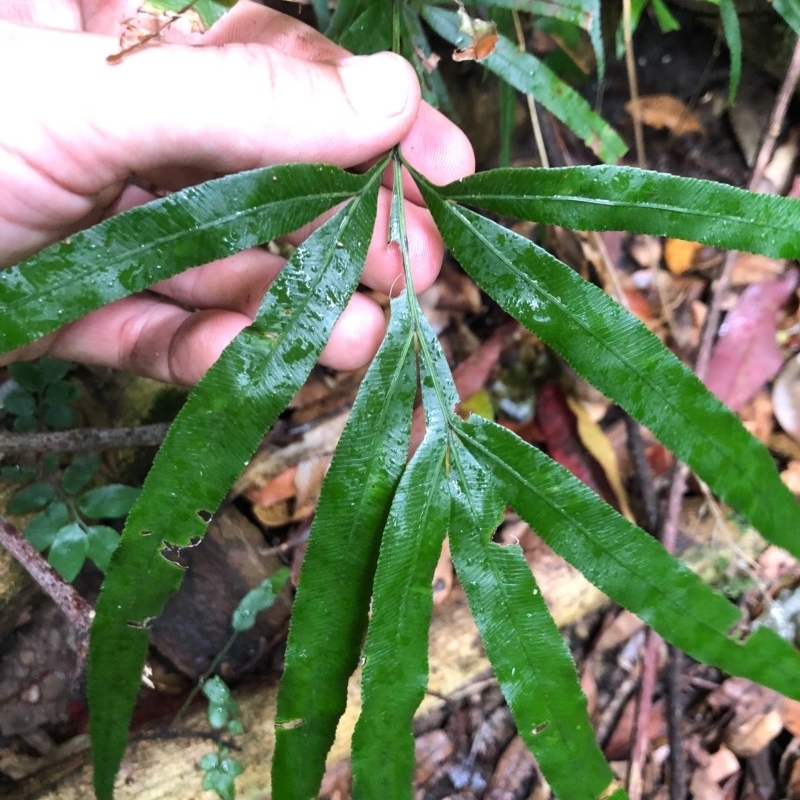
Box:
[127,616,154,630]
[159,541,190,567]
[276,718,305,730]
[197,509,213,523]
[531,722,549,735]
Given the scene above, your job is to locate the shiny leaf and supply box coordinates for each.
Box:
[8,482,56,514]
[231,569,289,633]
[415,173,800,559]
[448,432,626,800]
[438,165,800,259]
[272,294,417,800]
[89,163,383,800]
[351,432,449,800]
[78,485,141,519]
[0,164,367,353]
[49,522,88,581]
[458,415,800,701]
[773,0,800,35]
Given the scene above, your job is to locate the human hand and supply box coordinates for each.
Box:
[0,1,474,383]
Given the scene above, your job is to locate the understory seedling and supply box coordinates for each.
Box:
[2,2,800,799]
[198,677,244,800]
[192,570,288,800]
[1,359,140,579]
[190,567,289,800]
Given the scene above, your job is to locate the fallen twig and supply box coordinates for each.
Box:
[0,516,93,666]
[0,422,168,455]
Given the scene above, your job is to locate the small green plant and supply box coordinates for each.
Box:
[1,359,140,579]
[2,358,77,433]
[192,571,288,800]
[198,678,245,800]
[3,2,800,800]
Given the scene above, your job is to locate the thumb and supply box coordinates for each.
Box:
[0,20,420,196]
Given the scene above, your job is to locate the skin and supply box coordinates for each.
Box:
[0,1,475,383]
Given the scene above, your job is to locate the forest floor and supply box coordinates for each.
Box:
[3,4,800,800]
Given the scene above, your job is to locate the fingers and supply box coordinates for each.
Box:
[202,2,476,190]
[281,187,444,296]
[0,2,478,386]
[21,289,388,384]
[0,18,422,259]
[3,19,420,179]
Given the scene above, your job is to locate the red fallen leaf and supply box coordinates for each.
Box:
[452,2,499,62]
[453,29,498,62]
[704,269,798,411]
[534,382,624,514]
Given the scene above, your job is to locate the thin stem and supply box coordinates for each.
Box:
[106,0,200,63]
[171,631,237,727]
[622,0,646,168]
[511,11,549,168]
[391,150,455,426]
[0,516,93,666]
[392,0,401,54]
[0,423,168,455]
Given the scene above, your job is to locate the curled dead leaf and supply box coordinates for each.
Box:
[774,353,800,442]
[453,1,498,62]
[664,238,703,275]
[625,94,705,136]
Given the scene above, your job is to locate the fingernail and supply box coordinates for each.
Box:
[338,53,414,118]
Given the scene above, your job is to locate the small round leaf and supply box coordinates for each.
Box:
[202,770,235,800]
[37,358,72,385]
[61,453,101,496]
[231,569,289,633]
[198,752,220,771]
[78,485,141,519]
[86,525,120,572]
[7,482,57,514]
[2,387,35,417]
[48,523,88,581]
[25,503,70,551]
[0,464,39,482]
[42,402,75,431]
[8,362,43,392]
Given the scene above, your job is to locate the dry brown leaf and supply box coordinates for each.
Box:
[452,1,499,62]
[757,545,799,584]
[712,679,783,757]
[247,456,330,528]
[773,353,800,441]
[625,94,705,136]
[565,395,634,521]
[484,736,537,800]
[781,698,800,738]
[414,46,441,73]
[780,738,800,799]
[739,391,774,443]
[689,769,727,800]
[413,729,453,785]
[731,252,787,285]
[664,237,703,274]
[628,234,662,270]
[705,744,740,784]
